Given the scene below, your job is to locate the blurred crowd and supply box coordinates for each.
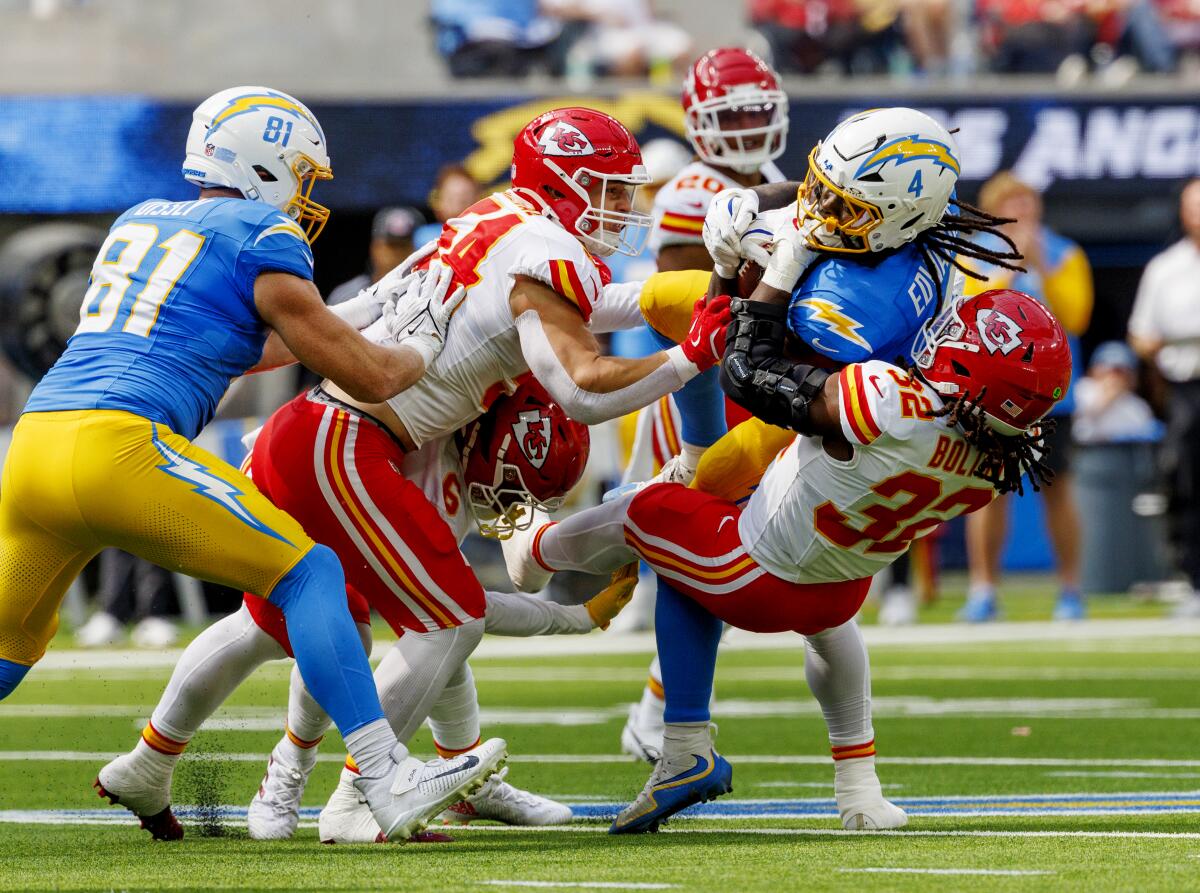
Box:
[429,0,1200,82]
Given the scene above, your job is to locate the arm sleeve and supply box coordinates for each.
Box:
[589,280,647,334]
[836,361,910,446]
[514,309,697,425]
[483,590,593,636]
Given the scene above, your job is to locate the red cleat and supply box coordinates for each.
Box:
[94,777,184,841]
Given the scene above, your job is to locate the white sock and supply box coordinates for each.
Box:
[427,661,482,756]
[804,619,875,750]
[635,656,666,729]
[483,591,592,636]
[376,620,485,745]
[534,492,638,574]
[661,721,712,773]
[344,718,401,779]
[148,605,286,746]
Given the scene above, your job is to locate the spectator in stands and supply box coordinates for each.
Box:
[900,0,958,76]
[959,171,1093,622]
[749,0,900,75]
[327,206,423,306]
[1128,178,1200,618]
[413,164,483,247]
[544,0,691,81]
[1074,341,1159,446]
[976,0,1098,74]
[75,550,178,648]
[1156,0,1200,66]
[430,0,565,77]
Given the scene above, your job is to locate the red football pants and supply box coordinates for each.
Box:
[624,484,870,636]
[243,393,483,654]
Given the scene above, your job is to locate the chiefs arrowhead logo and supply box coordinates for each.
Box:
[976,308,1023,356]
[512,409,552,470]
[538,122,594,157]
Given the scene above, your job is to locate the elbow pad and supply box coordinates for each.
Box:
[719,298,830,436]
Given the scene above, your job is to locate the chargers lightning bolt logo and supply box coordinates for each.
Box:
[151,427,294,546]
[855,134,960,178]
[795,298,872,353]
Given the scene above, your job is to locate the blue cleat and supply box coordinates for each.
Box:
[1052,590,1086,621]
[609,750,732,834]
[957,594,999,623]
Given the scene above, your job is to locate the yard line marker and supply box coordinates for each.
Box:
[838,868,1053,877]
[8,751,1200,769]
[480,882,677,890]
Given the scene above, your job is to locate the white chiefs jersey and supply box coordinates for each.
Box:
[649,159,785,252]
[738,360,998,584]
[400,433,472,545]
[378,190,607,449]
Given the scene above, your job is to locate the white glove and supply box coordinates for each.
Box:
[328,239,439,331]
[703,187,766,279]
[382,261,467,369]
[761,217,820,292]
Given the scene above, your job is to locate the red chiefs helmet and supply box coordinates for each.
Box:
[459,377,590,540]
[511,107,652,257]
[913,289,1072,436]
[682,47,788,175]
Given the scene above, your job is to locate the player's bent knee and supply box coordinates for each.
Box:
[0,658,32,701]
[267,545,344,611]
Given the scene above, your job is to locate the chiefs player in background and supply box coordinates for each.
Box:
[509,289,1072,832]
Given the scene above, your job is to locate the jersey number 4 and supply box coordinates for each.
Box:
[814,469,992,555]
[77,222,206,337]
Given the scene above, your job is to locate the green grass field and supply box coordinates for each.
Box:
[2,585,1199,892]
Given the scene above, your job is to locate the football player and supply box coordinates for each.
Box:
[617,106,1026,762]
[97,381,633,841]
[508,288,1072,832]
[0,86,507,842]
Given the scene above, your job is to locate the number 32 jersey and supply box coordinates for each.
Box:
[25,197,314,440]
[738,360,998,584]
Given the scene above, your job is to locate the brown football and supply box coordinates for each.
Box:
[737,259,764,299]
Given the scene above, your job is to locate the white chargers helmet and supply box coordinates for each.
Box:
[799,107,960,255]
[182,86,333,241]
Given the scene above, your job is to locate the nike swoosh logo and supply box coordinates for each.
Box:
[717,515,736,534]
[689,329,704,349]
[305,136,321,146]
[427,755,478,781]
[868,375,885,398]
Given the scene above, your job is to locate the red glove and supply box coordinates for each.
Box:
[680,295,733,371]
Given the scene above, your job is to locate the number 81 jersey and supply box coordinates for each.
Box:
[738,360,998,585]
[24,197,314,440]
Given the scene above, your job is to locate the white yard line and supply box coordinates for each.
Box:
[5,750,1200,769]
[480,883,677,890]
[838,868,1053,877]
[29,618,1200,670]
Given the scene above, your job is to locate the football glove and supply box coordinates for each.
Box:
[383,261,467,369]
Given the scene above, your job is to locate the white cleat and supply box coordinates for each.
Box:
[130,616,180,648]
[355,738,507,842]
[835,760,908,831]
[878,586,917,627]
[500,512,555,593]
[319,768,385,844]
[620,703,664,764]
[247,748,315,841]
[94,751,182,841]
[76,612,125,648]
[439,767,573,826]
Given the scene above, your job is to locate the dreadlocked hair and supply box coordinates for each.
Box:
[931,387,1055,496]
[917,198,1027,291]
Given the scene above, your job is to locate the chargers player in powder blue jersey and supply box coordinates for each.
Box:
[0,86,504,842]
[611,108,1027,833]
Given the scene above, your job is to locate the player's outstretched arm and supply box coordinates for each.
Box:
[510,276,730,425]
[254,272,426,404]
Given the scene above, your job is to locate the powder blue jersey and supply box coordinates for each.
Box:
[25,197,313,439]
[789,242,953,368]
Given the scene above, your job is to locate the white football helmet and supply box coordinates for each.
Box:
[799,107,960,255]
[182,86,333,241]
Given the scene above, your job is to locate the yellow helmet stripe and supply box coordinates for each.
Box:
[207,93,320,138]
[855,135,960,177]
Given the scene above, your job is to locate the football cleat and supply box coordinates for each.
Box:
[319,767,386,844]
[500,512,555,592]
[247,747,315,841]
[834,758,908,831]
[609,749,732,834]
[620,703,664,765]
[956,593,999,623]
[439,767,573,826]
[355,738,507,842]
[878,586,917,627]
[95,752,182,841]
[1052,591,1087,621]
